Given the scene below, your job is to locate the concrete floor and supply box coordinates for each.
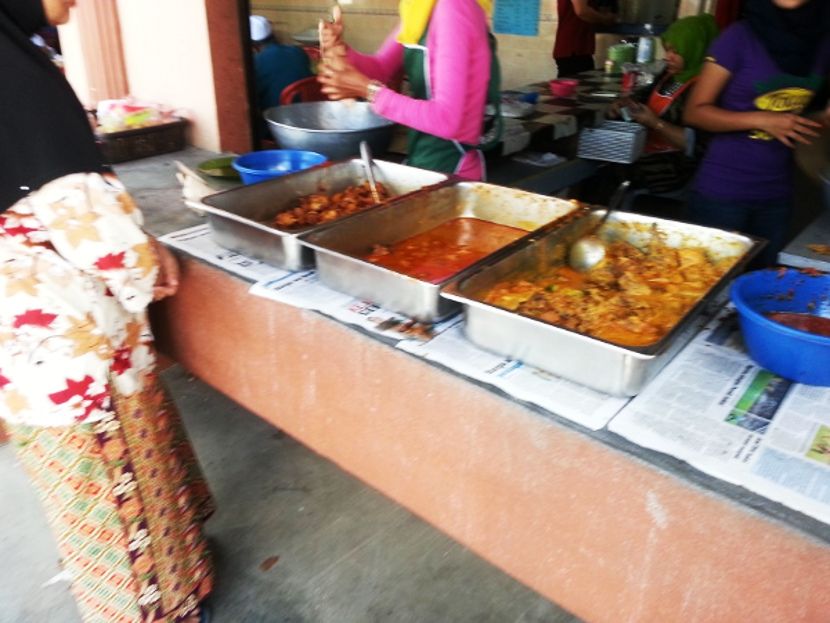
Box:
[0,150,582,623]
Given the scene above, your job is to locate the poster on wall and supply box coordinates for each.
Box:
[493,0,540,37]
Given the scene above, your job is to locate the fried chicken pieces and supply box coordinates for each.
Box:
[273,181,389,229]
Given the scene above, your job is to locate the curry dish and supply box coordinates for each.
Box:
[767,312,830,337]
[273,181,390,229]
[365,217,527,284]
[483,239,736,347]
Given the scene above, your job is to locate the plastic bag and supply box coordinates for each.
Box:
[96,98,174,133]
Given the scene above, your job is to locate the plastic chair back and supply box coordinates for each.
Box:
[302,46,321,62]
[280,77,326,106]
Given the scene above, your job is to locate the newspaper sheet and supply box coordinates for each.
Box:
[159,224,288,283]
[609,308,830,525]
[397,317,629,430]
[158,224,446,342]
[249,271,457,343]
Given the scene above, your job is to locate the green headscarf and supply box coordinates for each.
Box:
[661,14,719,84]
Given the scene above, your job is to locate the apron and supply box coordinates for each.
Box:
[402,25,502,175]
[644,75,695,154]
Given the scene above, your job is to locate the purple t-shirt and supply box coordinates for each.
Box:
[694,22,830,201]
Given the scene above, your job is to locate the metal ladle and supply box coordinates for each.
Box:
[360,140,382,203]
[568,180,630,271]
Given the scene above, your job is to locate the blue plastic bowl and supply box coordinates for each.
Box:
[232,149,327,185]
[730,268,830,385]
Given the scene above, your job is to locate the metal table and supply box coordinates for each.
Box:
[778,211,830,271]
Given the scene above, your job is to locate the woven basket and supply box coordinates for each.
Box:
[96,118,187,164]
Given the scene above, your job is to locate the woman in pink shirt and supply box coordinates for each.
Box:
[318,0,499,180]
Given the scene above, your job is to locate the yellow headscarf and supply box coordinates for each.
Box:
[397,0,493,45]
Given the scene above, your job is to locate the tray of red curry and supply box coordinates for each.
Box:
[299,182,582,321]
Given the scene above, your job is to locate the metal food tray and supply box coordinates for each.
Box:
[300,182,582,322]
[193,159,449,270]
[442,211,764,396]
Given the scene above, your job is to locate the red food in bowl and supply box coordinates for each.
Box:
[730,268,830,386]
[550,78,579,98]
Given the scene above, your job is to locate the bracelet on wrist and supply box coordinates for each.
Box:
[654,120,666,131]
[366,80,384,103]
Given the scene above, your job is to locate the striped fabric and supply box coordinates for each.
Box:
[8,380,214,623]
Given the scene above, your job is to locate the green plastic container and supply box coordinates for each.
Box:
[608,43,636,64]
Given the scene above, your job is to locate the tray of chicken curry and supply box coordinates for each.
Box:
[193,159,449,270]
[442,209,763,396]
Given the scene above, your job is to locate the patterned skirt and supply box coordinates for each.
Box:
[7,377,214,623]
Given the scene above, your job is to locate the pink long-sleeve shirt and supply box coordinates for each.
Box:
[347,0,492,180]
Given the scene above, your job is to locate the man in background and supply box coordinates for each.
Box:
[250,15,312,135]
[553,0,618,76]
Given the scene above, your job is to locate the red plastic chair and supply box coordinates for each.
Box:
[279,76,326,106]
[302,46,321,62]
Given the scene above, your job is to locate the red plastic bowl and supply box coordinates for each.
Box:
[550,78,579,98]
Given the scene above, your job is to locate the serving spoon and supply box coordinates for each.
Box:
[360,140,382,203]
[568,180,630,271]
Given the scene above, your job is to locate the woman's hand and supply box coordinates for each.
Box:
[626,101,660,129]
[319,4,344,53]
[757,111,822,148]
[151,239,180,301]
[606,97,627,119]
[317,45,371,101]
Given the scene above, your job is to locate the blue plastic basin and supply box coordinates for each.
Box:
[232,149,327,185]
[730,268,830,385]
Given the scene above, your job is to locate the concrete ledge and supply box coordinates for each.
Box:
[151,255,830,623]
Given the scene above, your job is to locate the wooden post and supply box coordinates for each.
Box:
[59,0,129,107]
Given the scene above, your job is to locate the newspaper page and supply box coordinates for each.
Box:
[249,271,458,343]
[397,317,629,430]
[159,224,288,283]
[609,308,830,525]
[158,224,461,343]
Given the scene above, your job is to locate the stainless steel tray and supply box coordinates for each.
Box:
[193,159,449,270]
[300,182,582,322]
[442,211,764,396]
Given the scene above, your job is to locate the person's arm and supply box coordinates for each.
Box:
[346,28,405,84]
[150,238,179,301]
[606,93,687,150]
[684,60,822,148]
[319,7,404,84]
[628,101,687,149]
[29,173,166,313]
[570,0,617,26]
[371,0,489,141]
[319,0,489,143]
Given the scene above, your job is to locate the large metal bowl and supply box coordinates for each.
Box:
[264,101,395,160]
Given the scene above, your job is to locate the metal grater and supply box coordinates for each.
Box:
[577,120,647,164]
